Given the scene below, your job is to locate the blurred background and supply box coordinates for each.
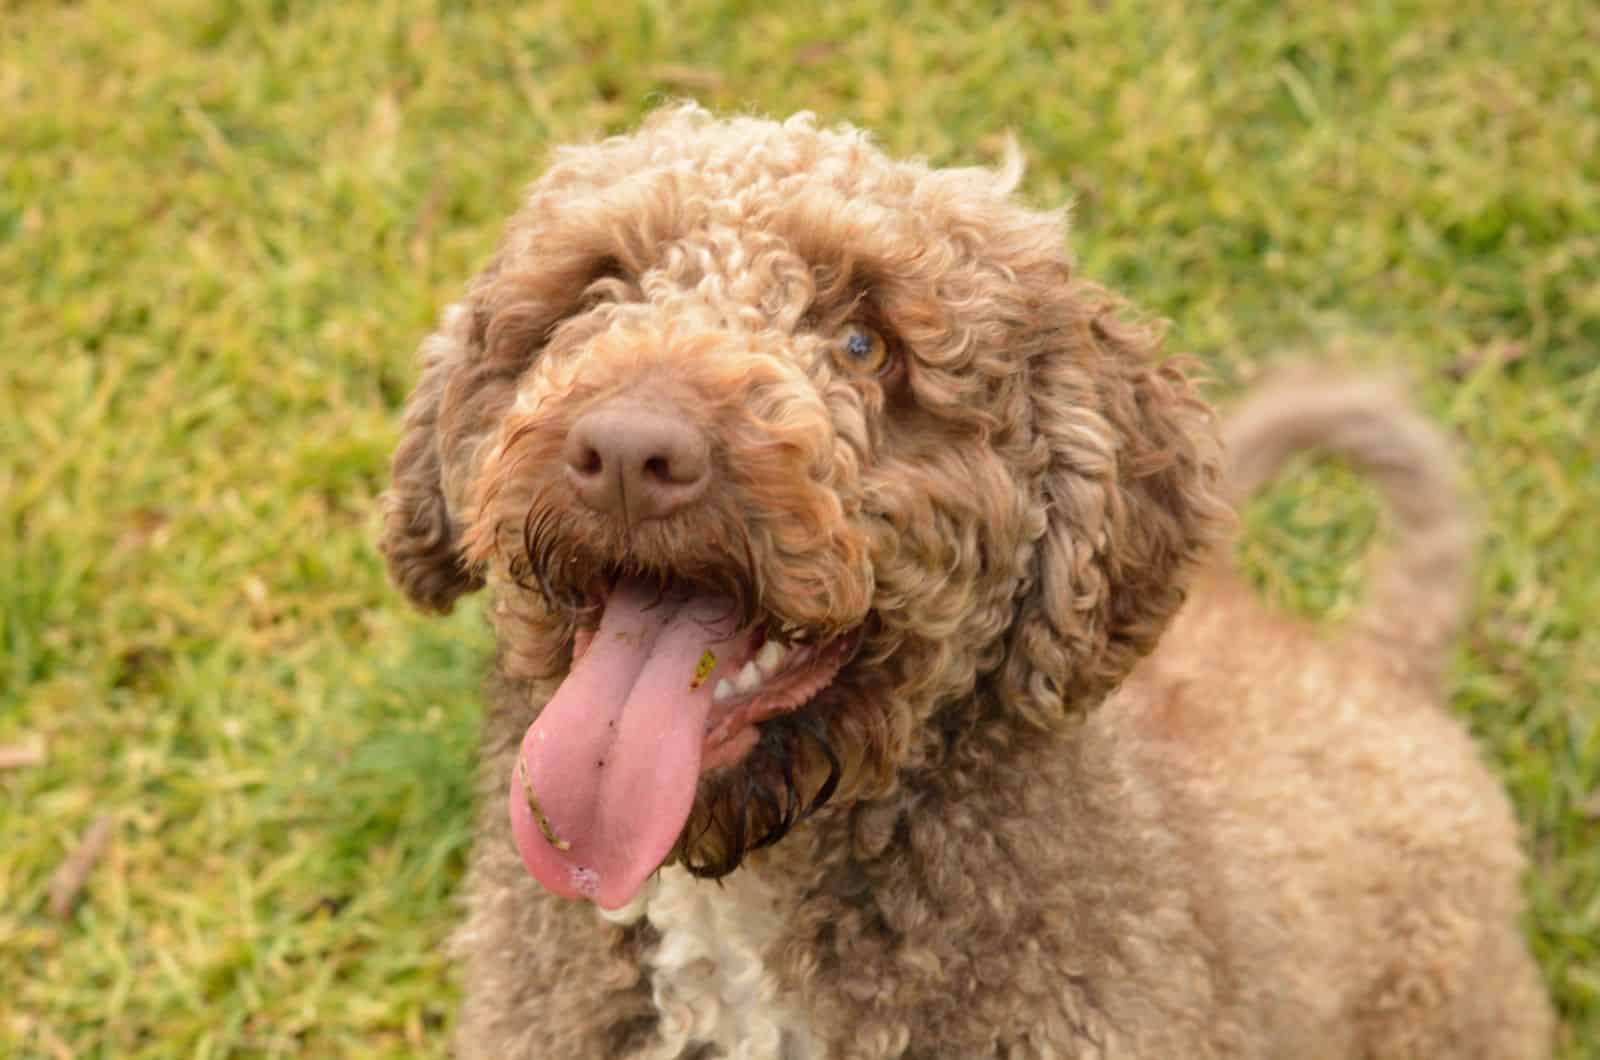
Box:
[2,0,1595,1055]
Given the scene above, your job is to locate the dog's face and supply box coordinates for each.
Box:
[380,107,1222,908]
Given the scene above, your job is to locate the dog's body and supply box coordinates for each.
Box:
[379,108,1550,1058]
[450,492,1550,1060]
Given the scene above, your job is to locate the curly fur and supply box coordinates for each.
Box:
[379,106,1550,1058]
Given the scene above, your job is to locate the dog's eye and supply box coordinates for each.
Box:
[833,323,891,376]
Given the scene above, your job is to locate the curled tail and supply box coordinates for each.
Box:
[1222,369,1475,678]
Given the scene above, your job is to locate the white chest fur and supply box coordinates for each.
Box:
[600,866,817,1060]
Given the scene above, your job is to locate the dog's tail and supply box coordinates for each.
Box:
[1222,369,1475,677]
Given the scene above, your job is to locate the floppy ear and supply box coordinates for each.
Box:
[378,308,487,613]
[999,280,1227,728]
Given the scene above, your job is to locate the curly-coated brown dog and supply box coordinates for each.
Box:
[379,106,1550,1058]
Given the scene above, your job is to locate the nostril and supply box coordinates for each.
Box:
[574,446,604,477]
[642,455,671,483]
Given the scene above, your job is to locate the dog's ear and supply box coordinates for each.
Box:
[999,280,1227,728]
[378,308,487,613]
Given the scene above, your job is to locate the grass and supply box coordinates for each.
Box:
[2,0,1595,1055]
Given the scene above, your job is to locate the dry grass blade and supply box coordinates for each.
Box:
[0,741,47,770]
[648,65,725,92]
[48,815,115,919]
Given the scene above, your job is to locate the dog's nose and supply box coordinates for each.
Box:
[563,399,712,522]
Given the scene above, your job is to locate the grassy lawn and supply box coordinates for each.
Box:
[3,0,1595,1055]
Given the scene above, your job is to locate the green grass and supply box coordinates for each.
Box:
[2,0,1595,1055]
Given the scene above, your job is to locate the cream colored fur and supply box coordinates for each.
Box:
[603,868,818,1060]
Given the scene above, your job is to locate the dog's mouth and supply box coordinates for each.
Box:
[508,572,857,909]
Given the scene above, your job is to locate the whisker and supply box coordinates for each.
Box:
[747,783,782,851]
[724,797,748,871]
[793,709,842,819]
[738,524,765,627]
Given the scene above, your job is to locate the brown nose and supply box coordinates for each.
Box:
[563,399,712,522]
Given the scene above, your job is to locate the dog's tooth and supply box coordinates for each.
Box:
[713,678,735,703]
[734,660,762,695]
[756,640,786,674]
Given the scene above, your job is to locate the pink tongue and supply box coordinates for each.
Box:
[509,577,744,909]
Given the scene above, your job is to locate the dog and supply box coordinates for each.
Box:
[378,105,1551,1058]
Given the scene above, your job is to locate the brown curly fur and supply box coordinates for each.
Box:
[379,106,1550,1058]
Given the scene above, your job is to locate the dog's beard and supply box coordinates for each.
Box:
[674,707,843,877]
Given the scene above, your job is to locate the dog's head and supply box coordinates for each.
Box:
[379,106,1223,908]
